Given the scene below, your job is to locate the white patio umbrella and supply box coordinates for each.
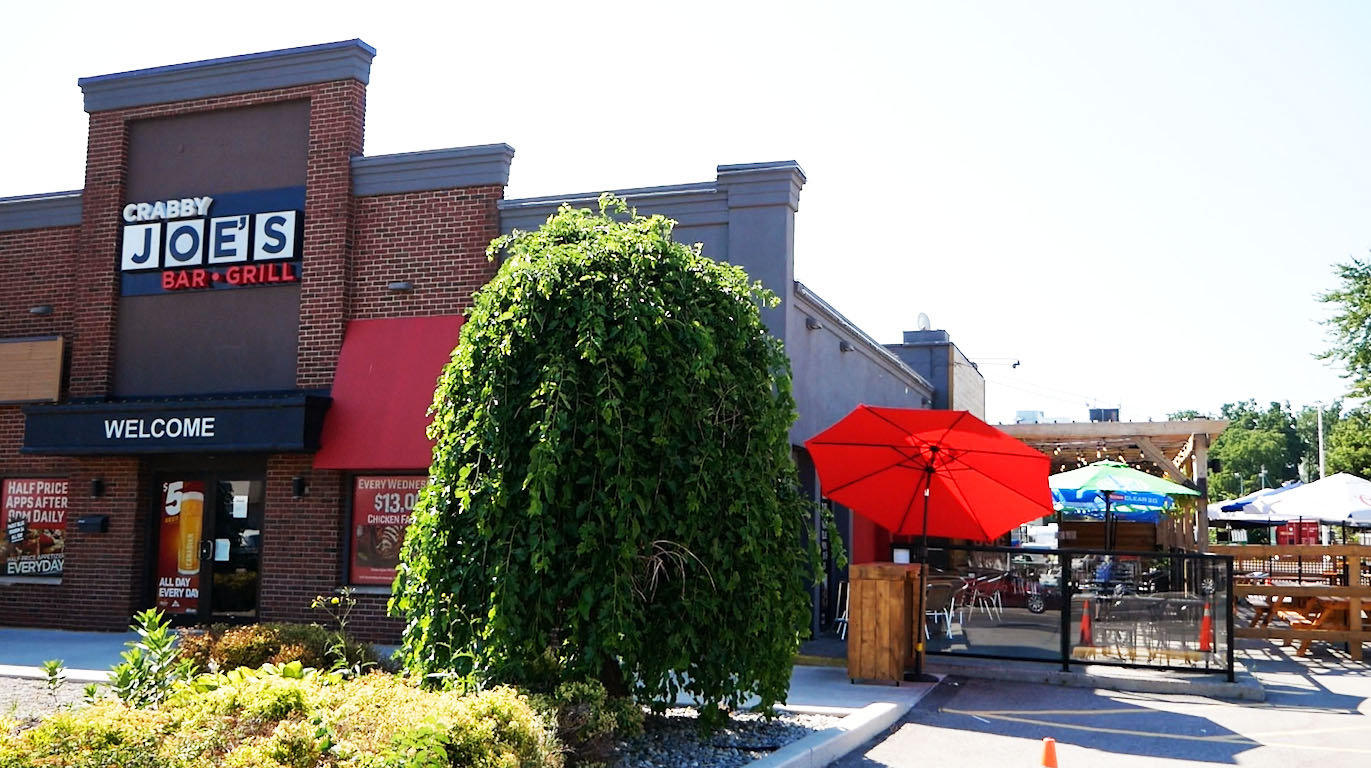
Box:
[1247,473,1371,524]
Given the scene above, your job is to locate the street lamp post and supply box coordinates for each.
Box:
[1234,471,1244,496]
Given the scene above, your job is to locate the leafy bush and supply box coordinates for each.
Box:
[109,609,198,708]
[533,680,643,767]
[392,196,824,727]
[177,623,375,674]
[0,669,562,768]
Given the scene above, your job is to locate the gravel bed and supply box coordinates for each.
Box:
[0,676,90,723]
[616,707,841,768]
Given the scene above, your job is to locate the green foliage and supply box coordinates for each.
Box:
[311,588,378,677]
[0,672,561,768]
[392,196,822,727]
[1320,255,1371,398]
[532,680,643,767]
[1327,407,1371,477]
[109,609,198,709]
[1206,400,1301,495]
[39,659,65,706]
[177,622,376,675]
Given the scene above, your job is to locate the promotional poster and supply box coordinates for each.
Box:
[1,478,67,578]
[351,476,423,585]
[155,480,204,614]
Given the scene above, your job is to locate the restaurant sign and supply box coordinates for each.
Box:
[21,394,330,455]
[1,478,67,578]
[119,186,305,296]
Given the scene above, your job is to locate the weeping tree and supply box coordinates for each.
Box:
[391,196,822,725]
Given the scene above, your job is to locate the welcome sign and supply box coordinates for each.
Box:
[118,186,304,296]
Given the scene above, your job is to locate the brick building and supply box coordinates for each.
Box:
[0,40,976,641]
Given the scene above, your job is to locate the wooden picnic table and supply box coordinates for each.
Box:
[1294,597,1371,656]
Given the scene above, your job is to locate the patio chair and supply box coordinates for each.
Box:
[924,581,957,639]
[833,580,849,639]
[970,573,1005,620]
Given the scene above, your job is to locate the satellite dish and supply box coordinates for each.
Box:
[916,312,931,331]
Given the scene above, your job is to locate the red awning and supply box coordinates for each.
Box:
[312,315,463,470]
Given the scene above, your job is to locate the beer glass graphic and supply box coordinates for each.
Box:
[164,481,204,575]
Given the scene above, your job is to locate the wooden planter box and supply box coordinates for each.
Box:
[846,562,921,683]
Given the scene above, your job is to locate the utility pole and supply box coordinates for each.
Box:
[1316,402,1326,479]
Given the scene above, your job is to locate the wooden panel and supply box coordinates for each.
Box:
[1213,544,1371,558]
[846,563,917,683]
[0,337,62,403]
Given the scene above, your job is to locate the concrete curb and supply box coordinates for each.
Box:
[749,701,911,768]
[0,665,109,684]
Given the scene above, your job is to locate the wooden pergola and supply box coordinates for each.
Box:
[999,419,1230,549]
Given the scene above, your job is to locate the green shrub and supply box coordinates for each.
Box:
[533,680,643,767]
[0,670,561,768]
[109,609,198,709]
[176,623,374,674]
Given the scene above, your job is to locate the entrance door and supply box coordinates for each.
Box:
[153,473,264,622]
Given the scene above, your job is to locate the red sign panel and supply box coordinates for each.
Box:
[1276,520,1320,545]
[155,480,204,614]
[1,479,68,578]
[351,476,424,586]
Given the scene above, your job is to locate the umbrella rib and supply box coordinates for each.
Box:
[822,446,929,497]
[942,456,1054,538]
[895,466,933,535]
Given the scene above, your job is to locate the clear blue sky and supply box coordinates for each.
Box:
[3,2,1364,424]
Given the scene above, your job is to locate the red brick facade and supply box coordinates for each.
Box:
[0,49,501,641]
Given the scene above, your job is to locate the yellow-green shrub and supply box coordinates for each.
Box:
[0,671,561,768]
[177,623,375,673]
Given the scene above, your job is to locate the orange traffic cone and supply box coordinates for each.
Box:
[1079,599,1093,646]
[1041,737,1058,768]
[1199,602,1213,652]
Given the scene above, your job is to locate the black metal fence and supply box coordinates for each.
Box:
[920,545,1234,681]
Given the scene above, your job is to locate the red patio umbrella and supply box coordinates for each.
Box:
[805,406,1053,541]
[804,405,1053,680]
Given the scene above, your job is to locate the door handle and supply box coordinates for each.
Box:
[200,540,214,561]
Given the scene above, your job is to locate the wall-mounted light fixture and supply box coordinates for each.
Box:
[839,340,855,353]
[90,478,105,498]
[291,476,308,498]
[386,281,414,292]
[28,304,53,316]
[805,317,823,331]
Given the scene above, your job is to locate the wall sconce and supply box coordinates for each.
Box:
[805,317,823,331]
[839,340,855,353]
[28,304,53,316]
[386,281,414,292]
[291,476,308,498]
[90,478,105,498]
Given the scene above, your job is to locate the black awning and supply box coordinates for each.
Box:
[21,392,330,455]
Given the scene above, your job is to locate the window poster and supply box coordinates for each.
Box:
[1,478,68,578]
[351,476,424,586]
[155,480,204,614]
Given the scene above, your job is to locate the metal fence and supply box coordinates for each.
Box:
[921,545,1234,681]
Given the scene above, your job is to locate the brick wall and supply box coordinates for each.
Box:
[349,185,503,320]
[0,71,503,644]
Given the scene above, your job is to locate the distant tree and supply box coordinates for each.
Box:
[1327,407,1371,477]
[1166,409,1210,421]
[1293,401,1342,480]
[1319,255,1371,396]
[1207,400,1300,495]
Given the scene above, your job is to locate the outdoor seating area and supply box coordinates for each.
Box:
[1219,543,1371,660]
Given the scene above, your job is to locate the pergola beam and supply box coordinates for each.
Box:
[1137,436,1197,489]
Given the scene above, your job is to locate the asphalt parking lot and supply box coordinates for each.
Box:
[834,641,1371,767]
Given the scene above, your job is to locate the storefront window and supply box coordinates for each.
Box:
[1,478,68,581]
[350,475,424,586]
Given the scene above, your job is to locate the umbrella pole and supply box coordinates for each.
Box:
[907,480,938,683]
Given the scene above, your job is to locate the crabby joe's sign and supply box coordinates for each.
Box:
[119,187,304,296]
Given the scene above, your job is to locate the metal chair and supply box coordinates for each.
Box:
[924,581,957,639]
[833,580,849,639]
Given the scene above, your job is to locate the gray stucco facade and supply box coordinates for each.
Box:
[498,162,935,448]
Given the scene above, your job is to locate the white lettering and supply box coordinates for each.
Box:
[165,417,182,438]
[122,204,138,223]
[150,201,166,220]
[166,199,180,218]
[102,416,217,441]
[136,203,152,221]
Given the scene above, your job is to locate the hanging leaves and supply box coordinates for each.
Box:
[390,196,819,725]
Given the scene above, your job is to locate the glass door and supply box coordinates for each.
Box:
[153,473,264,622]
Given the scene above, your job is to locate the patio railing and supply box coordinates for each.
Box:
[921,544,1234,681]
